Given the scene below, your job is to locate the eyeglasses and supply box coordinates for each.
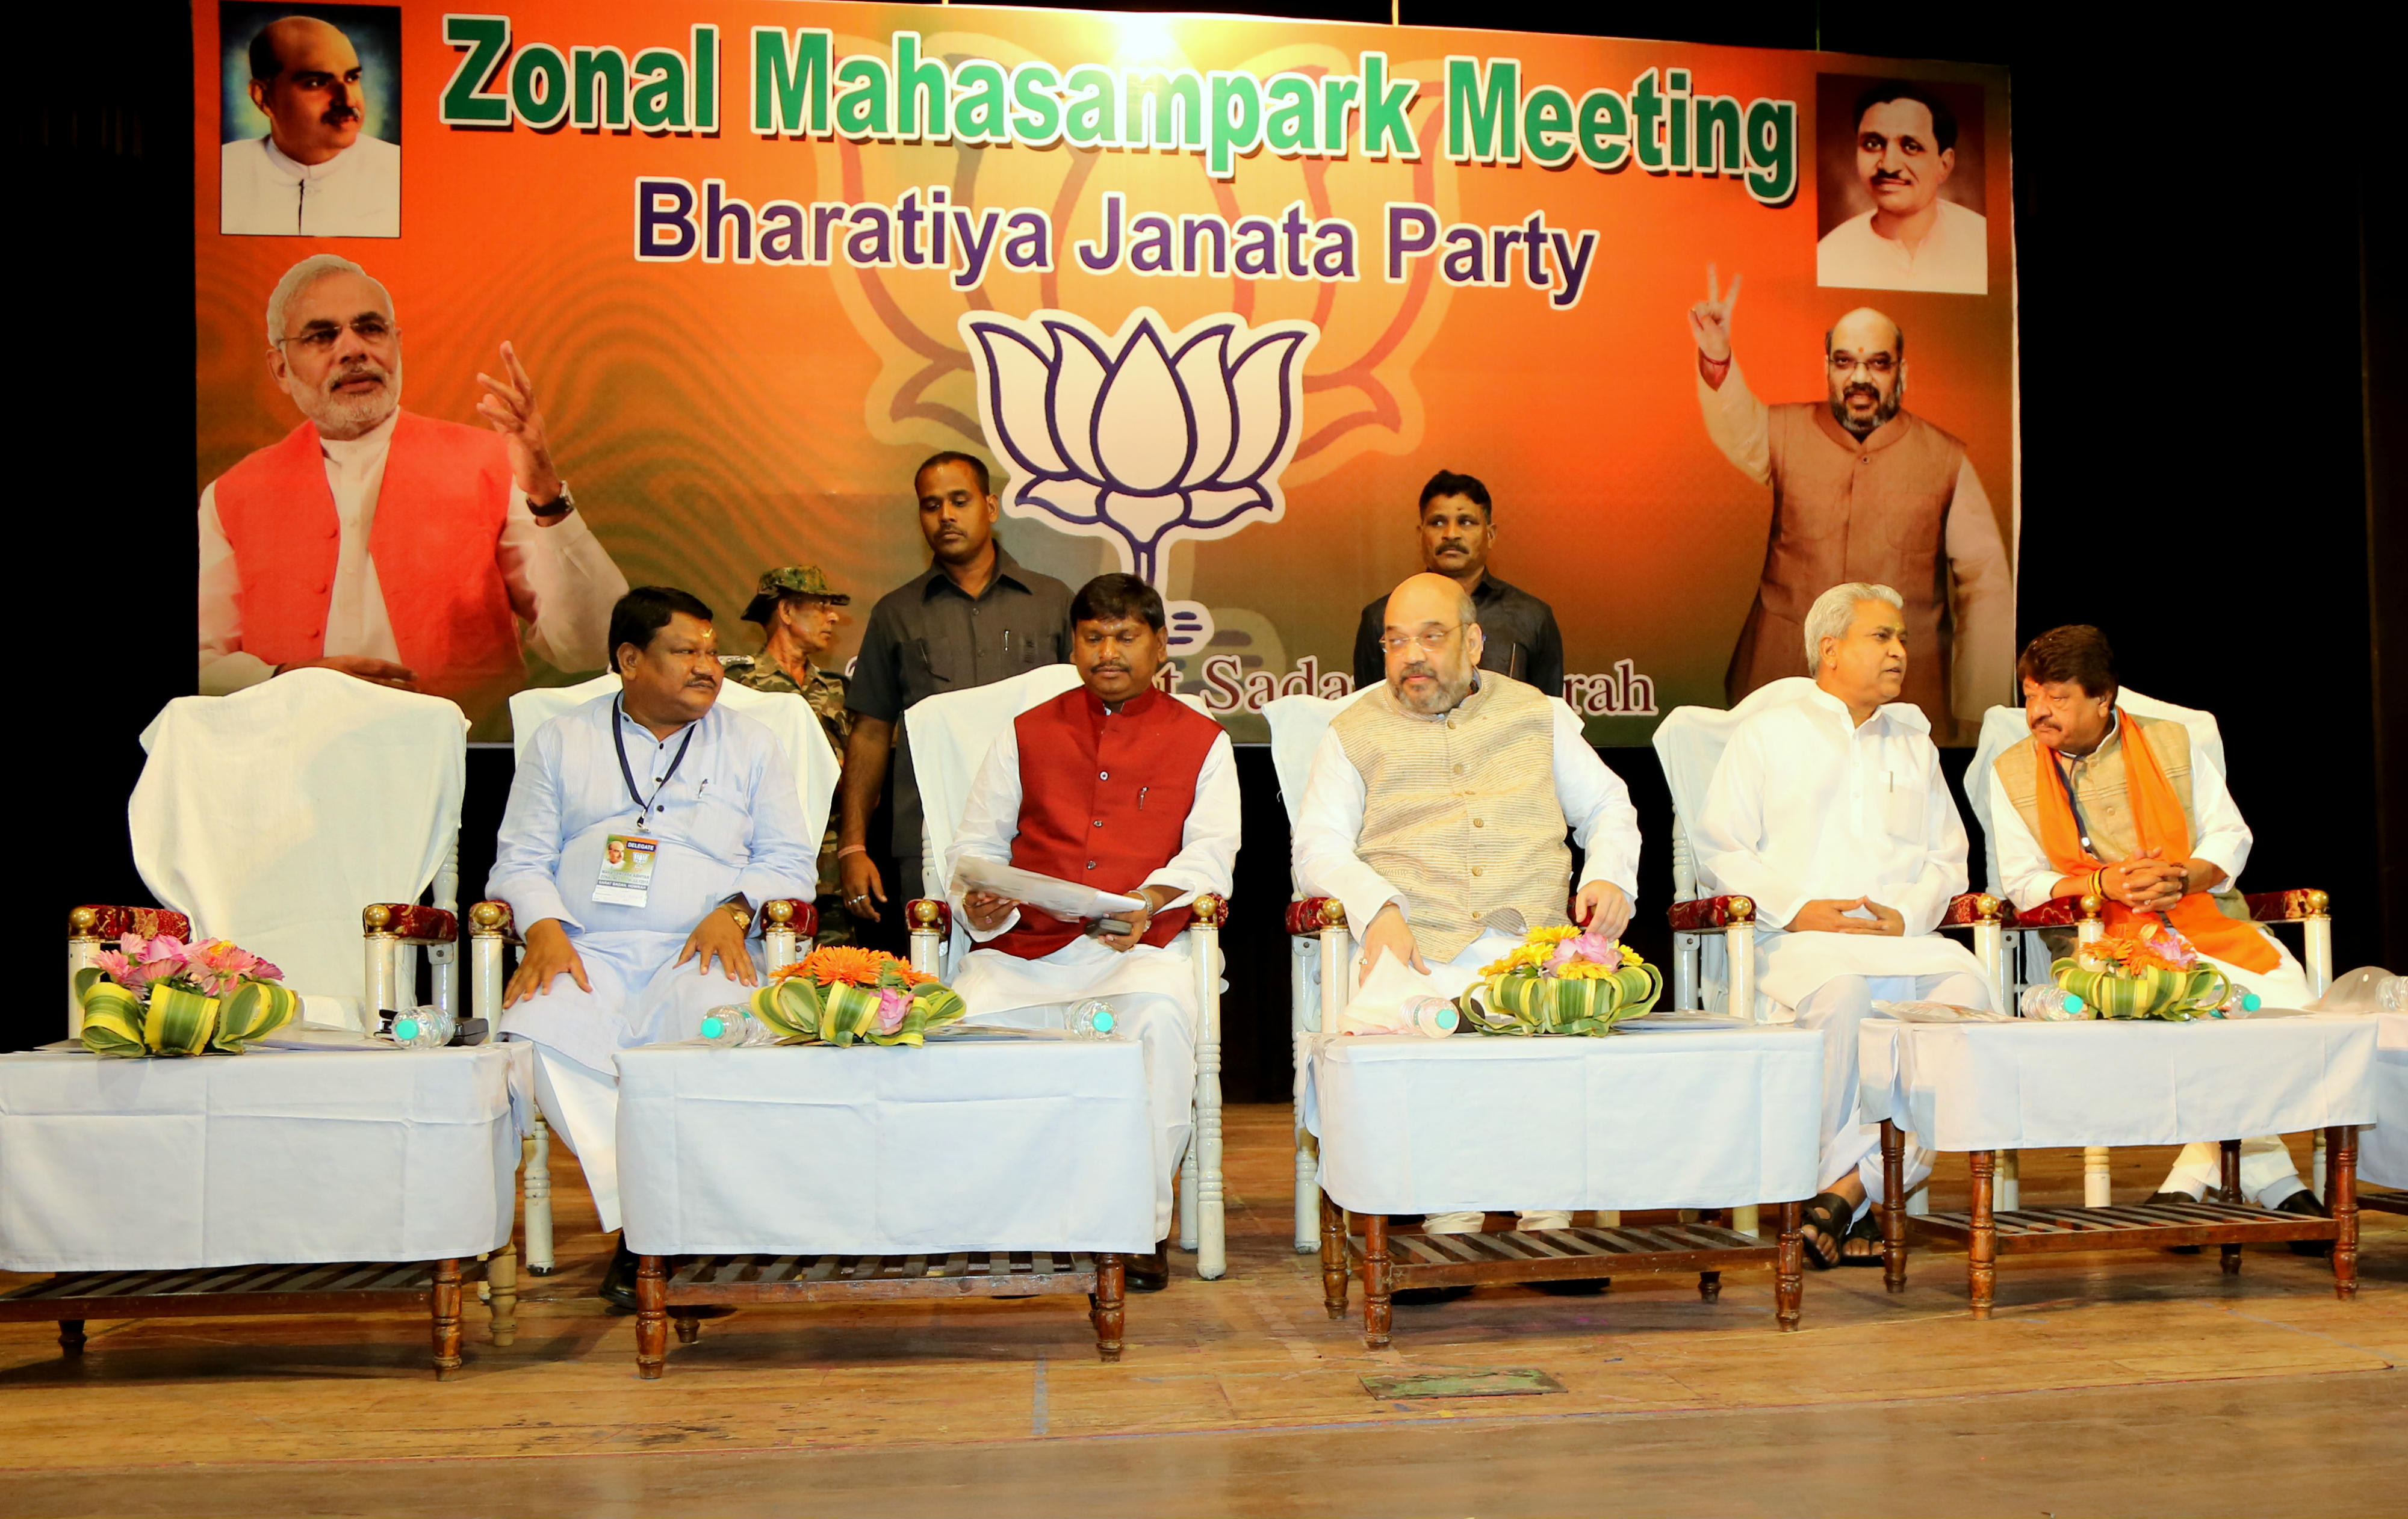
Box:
[278,315,399,354]
[1828,352,1896,376]
[1377,625,1462,655]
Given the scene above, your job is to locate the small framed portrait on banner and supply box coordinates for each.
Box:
[1815,75,1988,295]
[218,2,402,238]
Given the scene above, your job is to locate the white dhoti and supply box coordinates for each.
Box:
[951,935,1207,1242]
[501,929,762,1233]
[2158,937,2319,1205]
[1761,929,1997,1217]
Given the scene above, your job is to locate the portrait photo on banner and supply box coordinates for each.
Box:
[1814,73,1988,295]
[218,1,402,238]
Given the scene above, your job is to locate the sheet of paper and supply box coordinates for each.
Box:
[951,856,1145,921]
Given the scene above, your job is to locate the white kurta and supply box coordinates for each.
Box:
[197,409,627,693]
[489,694,818,1231]
[1815,197,1988,294]
[221,133,400,237]
[1697,687,1993,1015]
[945,714,1241,1242]
[1290,690,1642,966]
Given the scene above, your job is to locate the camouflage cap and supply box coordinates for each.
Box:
[741,565,852,623]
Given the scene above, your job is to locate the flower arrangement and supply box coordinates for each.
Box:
[1463,925,1662,1036]
[748,947,967,1047]
[73,933,297,1057]
[2052,923,2233,1021]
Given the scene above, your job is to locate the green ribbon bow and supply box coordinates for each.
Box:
[1465,961,1663,1036]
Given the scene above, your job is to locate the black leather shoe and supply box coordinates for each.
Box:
[2272,1189,2333,1256]
[1533,1277,1611,1296]
[1123,1241,1171,1293]
[2145,1191,2206,1253]
[1392,1285,1472,1306]
[598,1237,639,1314]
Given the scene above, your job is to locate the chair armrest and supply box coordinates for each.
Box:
[1188,894,1227,929]
[1940,893,2008,927]
[1667,895,1757,933]
[2012,894,2105,929]
[2244,888,2330,922]
[69,905,193,942]
[760,898,819,941]
[468,901,524,945]
[906,899,953,937]
[1285,897,1346,936]
[364,904,459,943]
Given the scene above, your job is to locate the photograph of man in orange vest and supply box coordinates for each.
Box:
[1687,266,2012,743]
[945,574,1240,1293]
[1986,624,2329,1241]
[199,253,627,729]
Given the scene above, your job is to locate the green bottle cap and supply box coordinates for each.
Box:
[2062,994,2084,1014]
[701,1016,726,1039]
[393,1016,420,1041]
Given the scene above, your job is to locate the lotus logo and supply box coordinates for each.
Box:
[963,308,1318,653]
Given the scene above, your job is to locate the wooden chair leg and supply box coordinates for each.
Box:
[1362,1213,1393,1350]
[1091,1254,1126,1363]
[431,1258,463,1381]
[2329,1124,2359,1299]
[2220,1139,2244,1276]
[1319,1190,1349,1319]
[485,1242,518,1346]
[57,1319,84,1357]
[635,1255,668,1379]
[1967,1151,1996,1319]
[1776,1199,1802,1332]
[1880,1119,1909,1293]
[672,1313,701,1345]
[1698,1270,1722,1302]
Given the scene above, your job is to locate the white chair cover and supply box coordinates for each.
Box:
[129,670,468,1019]
[1262,686,1376,830]
[1963,685,2227,896]
[508,674,839,851]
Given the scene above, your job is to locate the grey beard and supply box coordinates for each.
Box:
[1831,388,1901,437]
[306,367,402,440]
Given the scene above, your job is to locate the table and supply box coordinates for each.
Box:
[1861,1015,2377,1314]
[0,1045,528,1377]
[2361,1013,2408,1209]
[615,1036,1154,1378]
[1303,1027,1824,1347]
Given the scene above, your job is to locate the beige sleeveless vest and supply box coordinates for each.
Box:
[1332,676,1569,962]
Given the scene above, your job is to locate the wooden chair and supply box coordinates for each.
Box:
[902,663,1232,1279]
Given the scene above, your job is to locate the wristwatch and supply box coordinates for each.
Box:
[530,484,575,518]
[721,896,752,932]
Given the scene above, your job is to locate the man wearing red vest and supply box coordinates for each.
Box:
[199,254,627,728]
[946,574,1241,1290]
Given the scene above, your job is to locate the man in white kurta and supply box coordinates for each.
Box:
[945,576,1240,1275]
[491,591,815,1275]
[1294,574,1642,1243]
[1697,583,1997,1264]
[221,16,400,238]
[1987,624,2320,1221]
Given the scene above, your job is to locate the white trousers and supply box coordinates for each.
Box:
[1792,972,1991,1211]
[961,993,1195,1243]
[2155,941,2318,1206]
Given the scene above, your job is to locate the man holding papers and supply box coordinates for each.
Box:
[946,574,1241,1290]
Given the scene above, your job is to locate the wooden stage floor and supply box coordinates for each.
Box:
[6,1106,2404,1517]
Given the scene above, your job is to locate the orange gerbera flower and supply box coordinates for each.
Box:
[782,945,933,988]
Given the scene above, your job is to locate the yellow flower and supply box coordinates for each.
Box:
[1529,926,1580,945]
[1556,960,1613,980]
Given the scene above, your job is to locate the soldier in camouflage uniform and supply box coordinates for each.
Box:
[723,566,855,945]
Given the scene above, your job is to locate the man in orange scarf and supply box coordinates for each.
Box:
[1987,625,2324,1236]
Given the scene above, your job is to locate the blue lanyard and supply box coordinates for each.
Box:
[612,699,695,830]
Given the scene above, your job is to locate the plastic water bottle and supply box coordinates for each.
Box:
[698,1005,774,1047]
[2379,975,2406,1013]
[2019,986,2088,1021]
[2217,988,2263,1017]
[389,1004,455,1049]
[1067,999,1118,1039]
[1398,995,1460,1038]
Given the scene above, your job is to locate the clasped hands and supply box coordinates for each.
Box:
[962,883,1177,953]
[1359,880,1631,984]
[501,908,757,1009]
[2094,849,2195,912]
[1785,897,1906,936]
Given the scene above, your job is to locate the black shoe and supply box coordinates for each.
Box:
[1124,1240,1171,1293]
[1392,1285,1472,1306]
[1533,1277,1610,1296]
[598,1237,639,1314]
[2145,1191,2206,1253]
[2271,1189,2333,1257]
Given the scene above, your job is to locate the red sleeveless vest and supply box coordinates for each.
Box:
[991,685,1223,961]
[211,411,524,717]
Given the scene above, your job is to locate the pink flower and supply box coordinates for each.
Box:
[874,988,911,1033]
[1545,931,1620,974]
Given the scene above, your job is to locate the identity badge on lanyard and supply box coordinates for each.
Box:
[594,834,658,906]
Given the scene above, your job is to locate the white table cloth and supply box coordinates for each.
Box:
[615,1039,1155,1257]
[1859,1014,2379,1153]
[2365,1013,2408,1189]
[1303,1030,1824,1216]
[0,1045,527,1272]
